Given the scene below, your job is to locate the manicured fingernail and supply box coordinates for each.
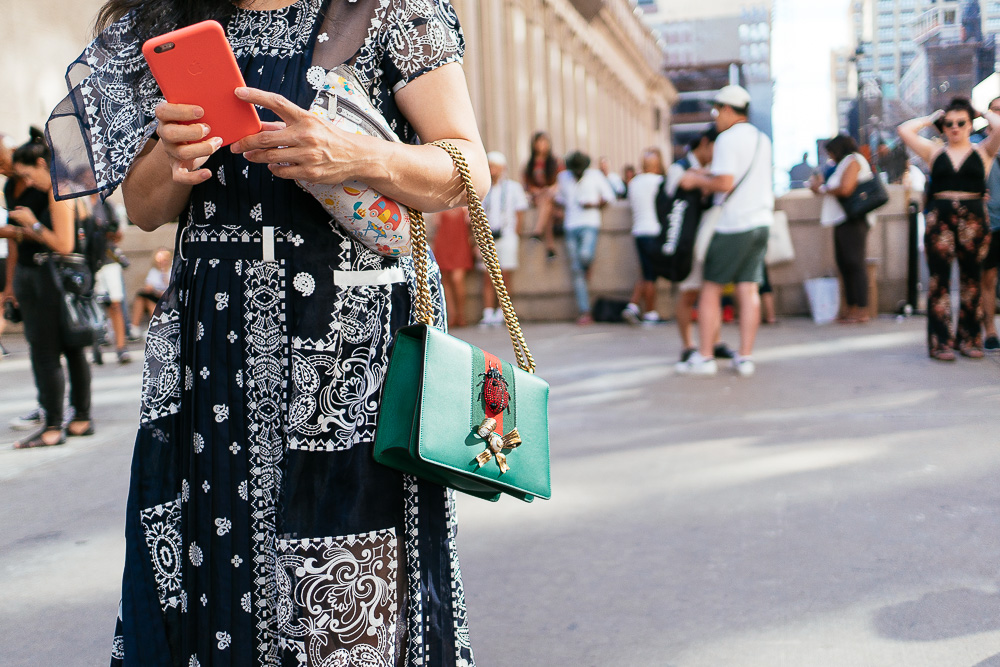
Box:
[210,137,223,149]
[202,124,211,137]
[193,108,204,119]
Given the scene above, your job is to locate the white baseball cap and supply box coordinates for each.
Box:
[486,151,507,167]
[713,85,751,110]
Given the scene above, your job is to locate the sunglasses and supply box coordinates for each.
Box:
[943,120,968,128]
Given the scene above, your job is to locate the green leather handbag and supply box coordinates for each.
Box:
[373,142,551,503]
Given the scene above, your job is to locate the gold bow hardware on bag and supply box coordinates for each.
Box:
[474,417,522,473]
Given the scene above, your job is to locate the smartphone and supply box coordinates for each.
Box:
[142,20,261,147]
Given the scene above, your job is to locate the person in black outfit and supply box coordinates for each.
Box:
[5,128,93,447]
[899,99,1000,360]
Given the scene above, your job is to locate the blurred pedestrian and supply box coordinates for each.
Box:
[658,128,733,363]
[1,132,45,428]
[88,194,132,364]
[131,247,172,332]
[811,134,875,324]
[556,150,616,325]
[898,97,1000,360]
[432,206,473,328]
[622,148,665,325]
[623,165,637,188]
[599,156,626,199]
[524,131,561,259]
[675,85,773,377]
[6,128,92,448]
[788,152,813,189]
[479,151,528,326]
[980,96,1000,351]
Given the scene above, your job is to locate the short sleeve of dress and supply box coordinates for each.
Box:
[382,0,465,94]
[45,12,163,201]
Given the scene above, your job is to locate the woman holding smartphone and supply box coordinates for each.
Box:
[48,1,487,665]
[4,129,93,448]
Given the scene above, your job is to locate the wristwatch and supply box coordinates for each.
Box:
[31,222,44,235]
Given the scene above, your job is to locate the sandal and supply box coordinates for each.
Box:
[66,420,95,437]
[958,345,984,359]
[13,427,66,449]
[929,348,956,362]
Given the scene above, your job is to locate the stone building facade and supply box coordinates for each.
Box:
[452,0,676,176]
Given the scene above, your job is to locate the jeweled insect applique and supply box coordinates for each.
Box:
[474,364,519,473]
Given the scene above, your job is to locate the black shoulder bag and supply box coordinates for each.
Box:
[45,202,105,348]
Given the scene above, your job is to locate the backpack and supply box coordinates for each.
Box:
[651,157,708,282]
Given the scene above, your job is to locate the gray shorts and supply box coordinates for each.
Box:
[703,226,769,285]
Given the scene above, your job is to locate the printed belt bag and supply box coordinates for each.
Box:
[373,141,551,503]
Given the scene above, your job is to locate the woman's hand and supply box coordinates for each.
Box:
[230,87,367,185]
[153,102,224,185]
[7,206,38,228]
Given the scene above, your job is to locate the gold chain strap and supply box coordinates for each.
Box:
[406,141,536,374]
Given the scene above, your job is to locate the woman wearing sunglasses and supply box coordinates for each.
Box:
[898,97,1000,360]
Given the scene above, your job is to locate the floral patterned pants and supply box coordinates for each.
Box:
[925,199,992,353]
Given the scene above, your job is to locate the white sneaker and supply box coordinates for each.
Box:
[478,308,496,327]
[489,308,505,326]
[732,356,755,377]
[622,302,641,325]
[641,311,661,325]
[675,351,717,376]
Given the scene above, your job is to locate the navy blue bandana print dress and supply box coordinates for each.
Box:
[47,1,475,666]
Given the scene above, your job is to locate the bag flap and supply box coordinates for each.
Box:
[417,327,551,500]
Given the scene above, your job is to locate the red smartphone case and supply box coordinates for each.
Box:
[142,20,262,147]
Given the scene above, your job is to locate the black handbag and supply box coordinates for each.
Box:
[840,176,889,219]
[45,254,104,349]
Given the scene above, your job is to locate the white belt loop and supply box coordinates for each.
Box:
[332,267,406,287]
[262,226,276,263]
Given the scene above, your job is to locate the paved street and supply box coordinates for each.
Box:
[1,317,999,666]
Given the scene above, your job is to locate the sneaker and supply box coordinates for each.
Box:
[713,343,736,360]
[92,346,103,366]
[576,313,594,326]
[10,408,44,431]
[0,343,9,357]
[641,311,662,325]
[621,303,641,325]
[117,348,132,364]
[478,308,496,327]
[985,335,1000,351]
[675,351,717,376]
[126,326,142,343]
[732,355,756,377]
[678,348,696,363]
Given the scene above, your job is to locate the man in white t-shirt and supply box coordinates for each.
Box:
[622,148,665,324]
[478,151,529,326]
[675,85,773,377]
[556,151,617,324]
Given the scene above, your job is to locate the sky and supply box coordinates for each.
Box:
[770,0,852,178]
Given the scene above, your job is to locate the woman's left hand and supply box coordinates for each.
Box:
[230,87,371,185]
[8,206,38,228]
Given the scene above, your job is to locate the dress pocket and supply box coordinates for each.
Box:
[275,528,399,666]
[139,499,185,614]
[288,268,403,450]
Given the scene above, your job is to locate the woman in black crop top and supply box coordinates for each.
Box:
[898,98,1000,360]
[5,129,93,448]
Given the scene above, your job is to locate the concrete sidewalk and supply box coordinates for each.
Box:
[0,316,998,666]
[456,316,1000,667]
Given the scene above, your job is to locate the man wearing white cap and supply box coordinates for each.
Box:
[675,84,773,377]
[479,151,529,326]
